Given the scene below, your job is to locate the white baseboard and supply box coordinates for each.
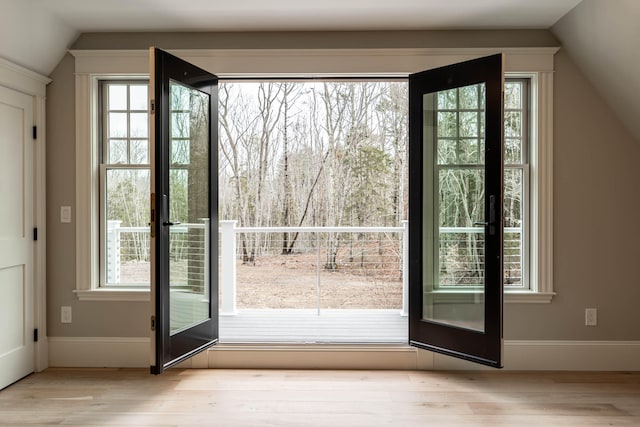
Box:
[48,337,149,368]
[435,340,640,371]
[47,337,640,371]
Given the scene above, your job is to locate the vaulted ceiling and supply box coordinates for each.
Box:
[1,0,638,141]
[1,0,582,75]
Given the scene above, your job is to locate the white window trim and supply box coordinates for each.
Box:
[71,47,556,303]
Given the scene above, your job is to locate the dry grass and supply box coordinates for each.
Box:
[236,252,402,309]
[120,251,403,310]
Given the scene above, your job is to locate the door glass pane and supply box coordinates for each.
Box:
[168,80,210,335]
[423,83,486,333]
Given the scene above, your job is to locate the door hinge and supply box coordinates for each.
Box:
[34,328,39,342]
[33,227,38,241]
[33,126,37,139]
[150,100,155,114]
[151,315,156,331]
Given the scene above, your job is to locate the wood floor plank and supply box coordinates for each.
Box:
[1,369,639,426]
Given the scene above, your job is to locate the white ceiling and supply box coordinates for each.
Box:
[37,0,582,32]
[1,0,581,76]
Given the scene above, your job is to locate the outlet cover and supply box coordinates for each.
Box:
[61,306,72,323]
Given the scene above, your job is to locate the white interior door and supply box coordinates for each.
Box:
[0,85,34,390]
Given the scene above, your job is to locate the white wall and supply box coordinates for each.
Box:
[0,0,76,75]
[552,0,640,143]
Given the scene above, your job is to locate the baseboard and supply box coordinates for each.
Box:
[48,337,149,368]
[47,337,640,371]
[435,340,640,371]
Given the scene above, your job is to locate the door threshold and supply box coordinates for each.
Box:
[185,342,430,370]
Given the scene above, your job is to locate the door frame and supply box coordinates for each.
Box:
[66,47,556,369]
[0,57,50,373]
[408,54,505,368]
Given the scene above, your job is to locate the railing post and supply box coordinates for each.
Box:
[107,220,122,284]
[401,220,409,317]
[220,220,238,316]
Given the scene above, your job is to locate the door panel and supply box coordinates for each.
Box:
[150,48,219,374]
[408,54,504,368]
[0,86,34,389]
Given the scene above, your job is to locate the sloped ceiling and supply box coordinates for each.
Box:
[552,0,640,142]
[0,0,76,75]
[1,0,581,75]
[2,0,637,142]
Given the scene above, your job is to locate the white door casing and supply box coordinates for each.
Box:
[0,84,34,390]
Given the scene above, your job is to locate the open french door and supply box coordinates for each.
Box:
[150,48,219,374]
[408,54,504,368]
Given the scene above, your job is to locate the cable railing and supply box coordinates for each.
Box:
[220,223,407,315]
[106,220,208,289]
[438,227,523,286]
[105,221,523,314]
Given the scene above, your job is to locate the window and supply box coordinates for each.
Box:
[72,49,555,303]
[434,82,490,290]
[99,81,151,287]
[503,79,530,289]
[424,79,533,298]
[98,78,530,289]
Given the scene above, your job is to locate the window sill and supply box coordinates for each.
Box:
[74,288,150,302]
[429,290,555,304]
[73,288,553,303]
[505,291,555,303]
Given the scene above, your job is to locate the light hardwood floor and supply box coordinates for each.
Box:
[0,368,639,426]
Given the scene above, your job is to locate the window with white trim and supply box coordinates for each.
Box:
[96,78,533,290]
[503,79,530,290]
[99,81,150,287]
[72,49,555,303]
[432,78,531,291]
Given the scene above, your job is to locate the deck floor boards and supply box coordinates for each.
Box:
[219,309,408,343]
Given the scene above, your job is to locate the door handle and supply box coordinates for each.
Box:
[489,195,496,236]
[161,194,181,226]
[474,196,496,234]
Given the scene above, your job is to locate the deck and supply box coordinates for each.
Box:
[219,309,408,344]
[171,290,408,344]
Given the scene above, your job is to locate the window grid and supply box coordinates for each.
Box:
[504,78,530,289]
[434,79,530,290]
[100,81,150,287]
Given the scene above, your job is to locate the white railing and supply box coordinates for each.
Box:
[438,227,523,286]
[106,221,522,316]
[106,220,209,291]
[219,221,408,316]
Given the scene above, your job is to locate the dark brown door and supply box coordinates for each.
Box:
[150,48,219,374]
[408,54,504,368]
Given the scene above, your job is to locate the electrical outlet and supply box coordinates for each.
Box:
[61,306,72,323]
[585,308,597,326]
